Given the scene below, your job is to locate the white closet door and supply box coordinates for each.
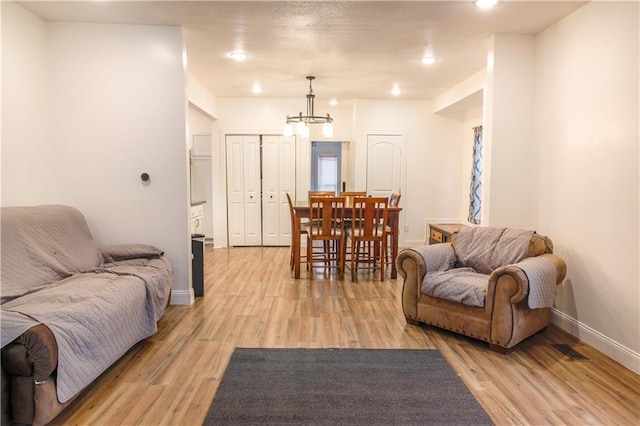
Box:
[278,136,296,245]
[227,134,295,247]
[262,136,279,245]
[226,135,261,246]
[262,135,296,246]
[226,136,246,246]
[243,136,262,246]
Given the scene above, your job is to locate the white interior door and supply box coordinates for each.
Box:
[262,136,279,246]
[277,136,296,245]
[226,135,246,246]
[227,134,295,247]
[261,135,296,246]
[366,133,405,247]
[226,135,261,246]
[366,134,403,196]
[243,136,262,245]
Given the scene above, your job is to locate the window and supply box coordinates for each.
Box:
[311,141,342,192]
[317,155,338,192]
[468,126,482,224]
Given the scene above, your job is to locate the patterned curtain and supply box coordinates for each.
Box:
[467,126,483,224]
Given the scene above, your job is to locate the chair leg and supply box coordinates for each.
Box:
[307,237,313,278]
[338,237,345,280]
[380,240,386,281]
[289,243,294,270]
[351,240,358,282]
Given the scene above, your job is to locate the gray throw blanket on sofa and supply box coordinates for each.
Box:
[0,205,172,403]
[517,256,558,308]
[1,258,172,403]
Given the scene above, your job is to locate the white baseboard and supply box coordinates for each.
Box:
[551,308,640,374]
[170,288,195,305]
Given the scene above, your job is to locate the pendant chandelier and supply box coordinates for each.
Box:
[283,76,334,138]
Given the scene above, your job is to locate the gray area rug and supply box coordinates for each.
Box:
[204,348,493,425]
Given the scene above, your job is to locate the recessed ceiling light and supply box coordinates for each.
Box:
[252,82,262,94]
[329,99,338,106]
[391,84,401,96]
[475,0,498,9]
[421,55,437,65]
[229,51,247,61]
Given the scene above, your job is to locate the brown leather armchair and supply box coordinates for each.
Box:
[396,227,567,353]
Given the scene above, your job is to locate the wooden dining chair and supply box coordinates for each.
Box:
[286,192,307,271]
[303,196,346,279]
[385,193,402,267]
[308,190,335,197]
[389,193,401,208]
[346,197,388,282]
[339,191,367,206]
[338,191,367,234]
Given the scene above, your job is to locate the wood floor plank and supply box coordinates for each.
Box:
[49,246,640,426]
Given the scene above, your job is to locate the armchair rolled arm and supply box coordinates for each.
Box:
[396,248,427,281]
[488,265,530,305]
[396,244,456,280]
[396,244,456,320]
[1,324,58,384]
[539,253,567,283]
[487,253,567,306]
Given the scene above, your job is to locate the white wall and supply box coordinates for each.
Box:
[1,2,56,205]
[535,1,639,372]
[484,34,537,228]
[187,72,218,119]
[353,99,463,245]
[2,3,193,304]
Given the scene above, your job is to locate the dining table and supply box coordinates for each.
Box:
[291,200,403,279]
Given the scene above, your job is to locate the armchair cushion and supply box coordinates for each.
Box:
[422,268,488,307]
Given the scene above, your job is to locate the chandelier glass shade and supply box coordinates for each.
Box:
[283,76,334,138]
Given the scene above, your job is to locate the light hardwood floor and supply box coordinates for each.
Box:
[52,246,639,425]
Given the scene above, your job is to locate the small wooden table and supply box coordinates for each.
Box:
[428,223,468,244]
[292,201,402,279]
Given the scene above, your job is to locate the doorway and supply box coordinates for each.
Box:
[365,132,405,246]
[311,141,341,193]
[366,134,403,197]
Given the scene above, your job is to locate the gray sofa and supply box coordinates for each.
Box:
[1,205,173,425]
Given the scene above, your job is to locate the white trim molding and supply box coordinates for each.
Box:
[170,288,195,306]
[551,309,640,374]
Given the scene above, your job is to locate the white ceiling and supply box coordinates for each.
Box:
[19,0,586,104]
